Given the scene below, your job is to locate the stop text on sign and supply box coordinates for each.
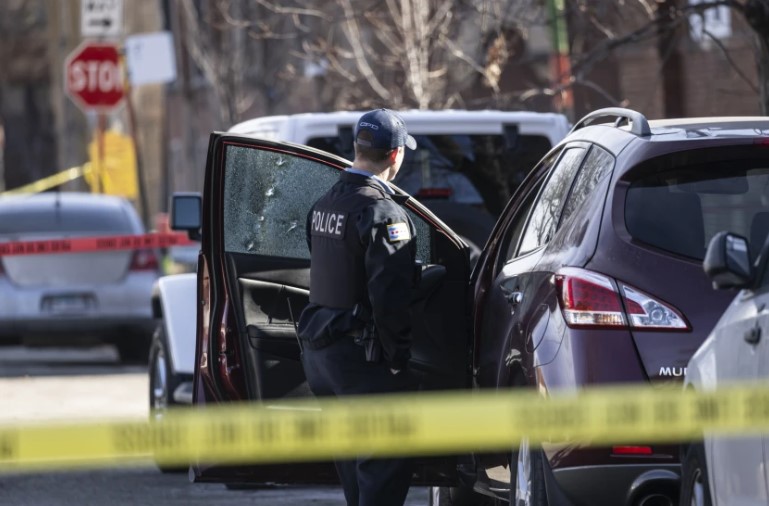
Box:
[68,60,122,94]
[64,41,125,112]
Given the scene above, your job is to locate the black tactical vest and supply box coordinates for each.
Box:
[307,171,411,309]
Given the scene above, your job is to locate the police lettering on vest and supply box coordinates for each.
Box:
[311,209,347,239]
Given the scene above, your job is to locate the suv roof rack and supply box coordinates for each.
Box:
[570,107,651,137]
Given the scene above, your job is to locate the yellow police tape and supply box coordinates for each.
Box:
[0,164,91,196]
[1,383,767,472]
[3,382,769,473]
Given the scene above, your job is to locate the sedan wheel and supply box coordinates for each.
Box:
[511,438,548,506]
[680,442,712,506]
[429,485,495,506]
[148,324,186,473]
[150,339,170,416]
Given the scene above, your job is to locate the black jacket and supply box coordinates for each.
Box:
[297,171,417,370]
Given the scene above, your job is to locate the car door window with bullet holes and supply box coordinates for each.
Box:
[221,146,432,262]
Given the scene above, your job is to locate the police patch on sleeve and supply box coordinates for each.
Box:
[386,222,411,242]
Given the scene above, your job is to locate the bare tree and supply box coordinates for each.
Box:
[174,0,550,121]
[299,0,548,110]
[0,0,58,191]
[558,0,769,115]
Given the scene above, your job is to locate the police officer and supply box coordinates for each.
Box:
[297,109,419,506]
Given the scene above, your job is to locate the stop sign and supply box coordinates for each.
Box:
[64,41,125,112]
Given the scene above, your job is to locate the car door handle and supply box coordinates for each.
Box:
[499,279,523,306]
[745,326,762,345]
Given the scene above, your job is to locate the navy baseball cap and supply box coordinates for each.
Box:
[354,109,417,150]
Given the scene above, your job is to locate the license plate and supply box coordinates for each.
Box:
[43,294,94,314]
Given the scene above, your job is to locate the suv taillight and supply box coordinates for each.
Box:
[129,249,159,271]
[555,268,688,330]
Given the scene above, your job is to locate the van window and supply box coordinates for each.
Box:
[626,163,769,261]
[306,133,552,217]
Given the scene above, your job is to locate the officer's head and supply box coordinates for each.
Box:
[353,109,416,179]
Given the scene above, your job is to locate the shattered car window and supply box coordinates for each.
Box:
[223,146,339,259]
[222,145,432,262]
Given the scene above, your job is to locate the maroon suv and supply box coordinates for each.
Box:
[171,109,769,505]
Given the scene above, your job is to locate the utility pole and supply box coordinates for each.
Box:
[548,0,573,118]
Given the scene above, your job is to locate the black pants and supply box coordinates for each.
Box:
[300,337,418,506]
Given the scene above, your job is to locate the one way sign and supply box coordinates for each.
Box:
[81,0,123,38]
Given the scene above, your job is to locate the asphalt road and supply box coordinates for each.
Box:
[0,344,430,505]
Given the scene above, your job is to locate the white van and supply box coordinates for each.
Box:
[228,110,570,255]
[150,109,570,425]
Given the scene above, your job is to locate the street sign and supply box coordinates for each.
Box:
[64,41,125,112]
[81,0,123,38]
[125,32,177,86]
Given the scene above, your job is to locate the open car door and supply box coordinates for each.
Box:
[191,133,473,486]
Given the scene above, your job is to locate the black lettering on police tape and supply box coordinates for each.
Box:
[35,242,48,253]
[606,402,641,425]
[50,241,66,252]
[744,391,769,421]
[519,403,585,429]
[204,421,242,448]
[119,237,133,248]
[0,433,18,461]
[252,419,280,444]
[346,412,415,440]
[293,415,325,441]
[97,238,118,250]
[112,423,183,454]
[695,397,724,422]
[652,400,680,424]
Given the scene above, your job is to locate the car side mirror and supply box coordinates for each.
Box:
[170,192,202,241]
[703,231,753,289]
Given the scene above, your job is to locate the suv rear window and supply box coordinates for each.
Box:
[625,163,769,261]
[307,133,552,217]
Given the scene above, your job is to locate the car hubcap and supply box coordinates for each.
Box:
[690,468,704,506]
[151,348,168,417]
[430,487,439,505]
[515,438,531,506]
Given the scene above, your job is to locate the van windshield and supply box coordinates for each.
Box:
[308,132,551,262]
[306,133,552,217]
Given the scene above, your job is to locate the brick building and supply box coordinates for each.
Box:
[568,1,761,120]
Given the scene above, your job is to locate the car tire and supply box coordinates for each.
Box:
[429,484,495,506]
[510,438,548,506]
[680,442,712,506]
[148,324,186,473]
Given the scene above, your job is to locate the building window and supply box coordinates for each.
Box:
[688,0,732,45]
